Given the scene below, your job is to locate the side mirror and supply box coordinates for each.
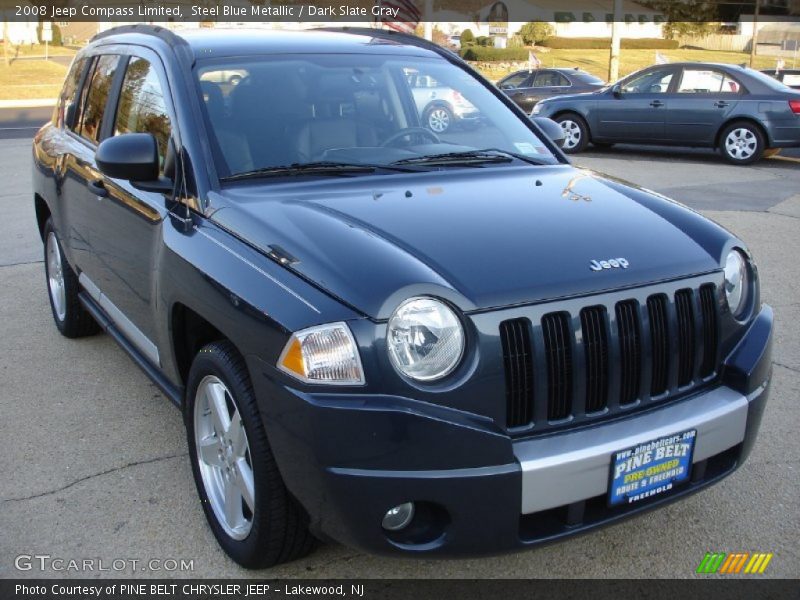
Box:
[95,133,173,193]
[612,84,623,98]
[532,117,566,149]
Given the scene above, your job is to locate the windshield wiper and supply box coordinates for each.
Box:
[221,161,419,182]
[391,148,546,167]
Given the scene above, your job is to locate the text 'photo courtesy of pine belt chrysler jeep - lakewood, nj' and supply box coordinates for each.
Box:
[32,25,773,569]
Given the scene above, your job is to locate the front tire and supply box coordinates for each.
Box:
[719,121,764,165]
[555,113,590,153]
[185,341,315,568]
[43,218,99,338]
[425,105,453,134]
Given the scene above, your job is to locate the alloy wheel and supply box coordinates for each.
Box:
[427,108,450,133]
[46,231,66,321]
[194,375,255,540]
[559,120,582,150]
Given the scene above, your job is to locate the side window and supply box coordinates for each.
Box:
[622,68,674,94]
[57,57,86,129]
[534,71,570,87]
[500,72,531,89]
[79,55,120,144]
[114,57,172,172]
[678,68,741,94]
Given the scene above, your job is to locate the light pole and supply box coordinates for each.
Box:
[608,0,623,82]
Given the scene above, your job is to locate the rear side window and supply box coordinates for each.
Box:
[57,57,86,129]
[114,57,172,172]
[534,71,570,87]
[79,55,120,144]
[678,68,741,94]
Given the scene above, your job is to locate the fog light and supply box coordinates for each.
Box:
[382,502,415,531]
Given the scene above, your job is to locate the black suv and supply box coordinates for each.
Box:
[33,26,772,568]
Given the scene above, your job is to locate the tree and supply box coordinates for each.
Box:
[640,1,719,38]
[460,28,475,45]
[518,21,554,45]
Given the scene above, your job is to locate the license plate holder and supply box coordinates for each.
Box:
[608,429,696,507]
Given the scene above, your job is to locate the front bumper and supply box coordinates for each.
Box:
[248,304,772,557]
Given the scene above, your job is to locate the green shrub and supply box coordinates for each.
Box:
[475,36,492,46]
[507,35,525,48]
[460,29,475,44]
[518,21,554,45]
[459,46,529,61]
[541,37,679,50]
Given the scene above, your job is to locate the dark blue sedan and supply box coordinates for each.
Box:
[533,62,800,164]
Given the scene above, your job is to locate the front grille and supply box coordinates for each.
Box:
[501,280,720,430]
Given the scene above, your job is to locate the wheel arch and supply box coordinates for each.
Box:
[34,193,51,241]
[171,302,237,389]
[715,117,771,149]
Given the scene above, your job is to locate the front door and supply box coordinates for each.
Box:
[88,51,176,362]
[594,66,677,142]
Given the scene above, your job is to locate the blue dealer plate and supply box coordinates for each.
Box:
[608,429,696,506]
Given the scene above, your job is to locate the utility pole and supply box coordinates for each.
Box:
[608,0,622,82]
[749,0,760,67]
[423,0,433,41]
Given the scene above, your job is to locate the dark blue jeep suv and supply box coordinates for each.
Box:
[32,25,773,568]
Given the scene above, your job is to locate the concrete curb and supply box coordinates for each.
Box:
[0,99,56,109]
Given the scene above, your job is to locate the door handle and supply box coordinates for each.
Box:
[87,179,108,198]
[714,101,730,108]
[650,100,664,108]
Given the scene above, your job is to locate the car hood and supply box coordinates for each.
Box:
[210,165,726,320]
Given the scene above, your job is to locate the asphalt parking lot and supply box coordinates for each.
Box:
[0,123,798,578]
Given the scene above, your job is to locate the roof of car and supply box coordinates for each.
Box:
[92,25,437,60]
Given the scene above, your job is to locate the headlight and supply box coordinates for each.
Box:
[532,103,542,115]
[387,297,465,382]
[723,249,749,318]
[278,322,364,385]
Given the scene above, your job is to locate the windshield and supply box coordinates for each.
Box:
[195,54,557,179]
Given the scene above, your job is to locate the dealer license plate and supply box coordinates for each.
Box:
[608,429,696,506]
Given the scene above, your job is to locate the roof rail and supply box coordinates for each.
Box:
[316,26,461,61]
[90,23,187,47]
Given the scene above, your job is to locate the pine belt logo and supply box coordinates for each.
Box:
[696,552,774,575]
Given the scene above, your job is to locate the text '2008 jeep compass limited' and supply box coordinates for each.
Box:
[33,26,773,568]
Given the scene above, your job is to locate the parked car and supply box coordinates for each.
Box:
[34,26,772,568]
[406,70,481,132]
[533,62,800,164]
[760,68,800,90]
[498,67,605,113]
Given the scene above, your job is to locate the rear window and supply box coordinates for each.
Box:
[56,57,86,129]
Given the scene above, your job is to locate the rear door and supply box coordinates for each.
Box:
[664,66,742,145]
[58,53,122,281]
[593,66,677,142]
[528,70,572,110]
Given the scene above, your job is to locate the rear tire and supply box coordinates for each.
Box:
[719,121,764,165]
[43,218,99,338]
[555,113,590,153]
[185,340,315,568]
